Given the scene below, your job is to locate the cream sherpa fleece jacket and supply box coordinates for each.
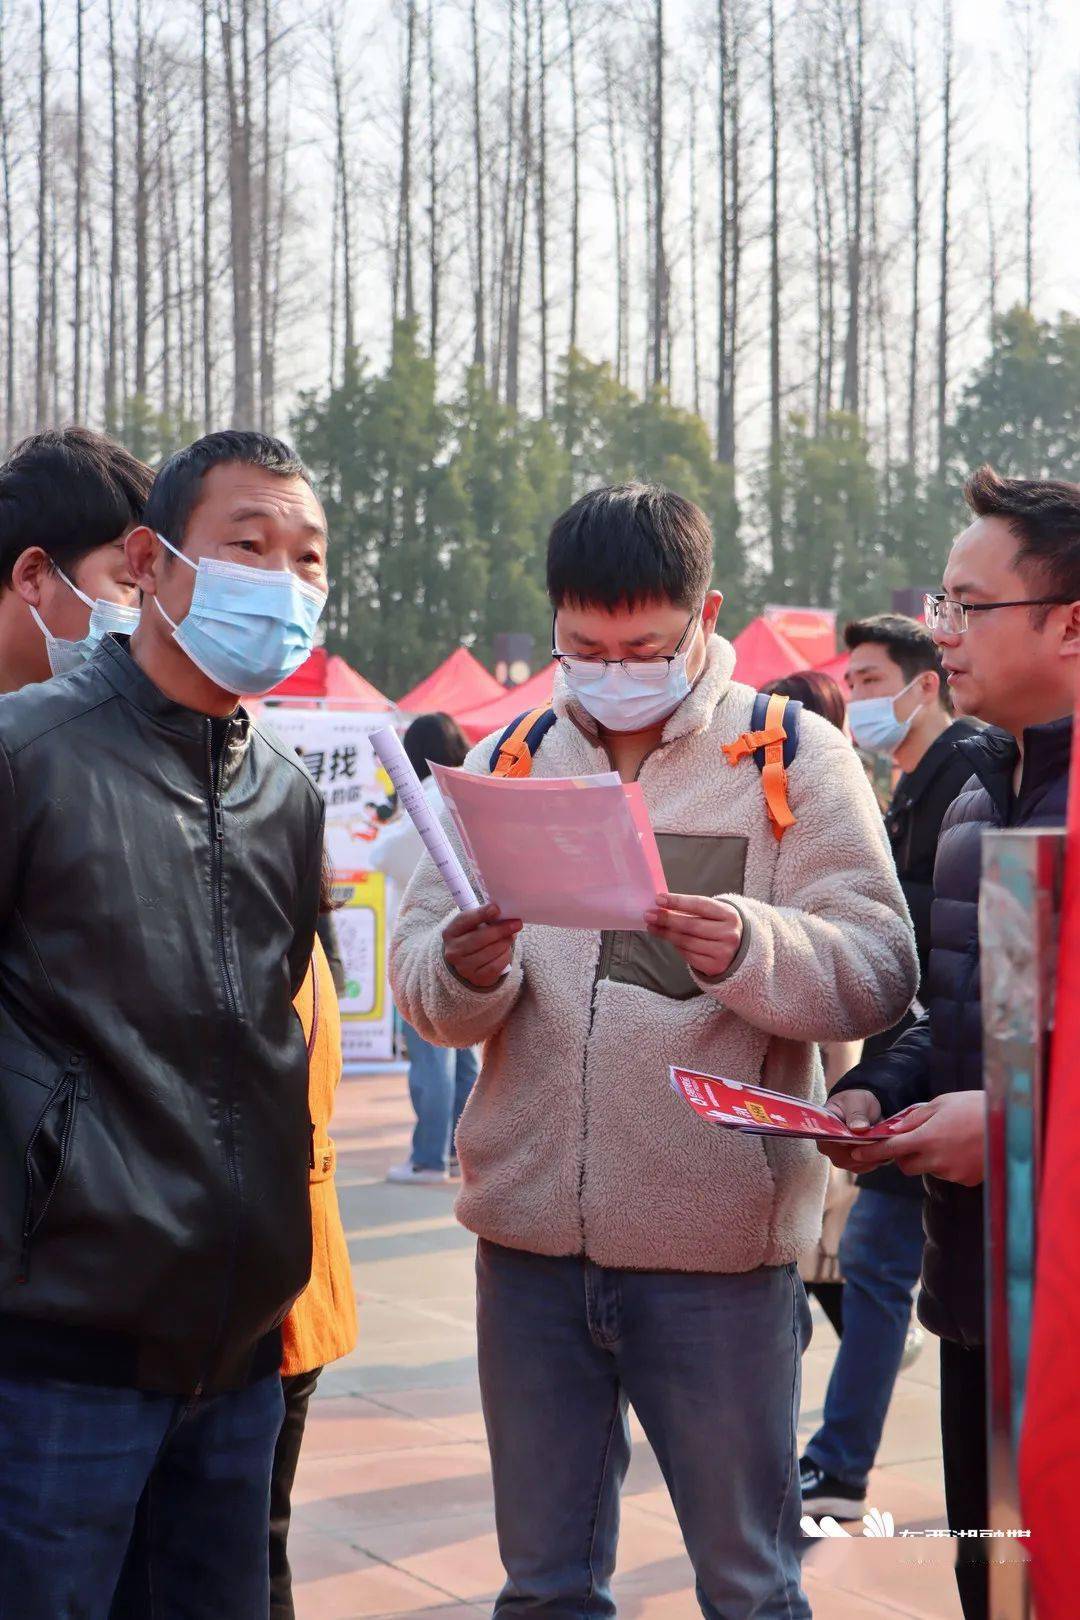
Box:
[390,636,918,1275]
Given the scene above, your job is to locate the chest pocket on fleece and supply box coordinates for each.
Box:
[604,832,748,1001]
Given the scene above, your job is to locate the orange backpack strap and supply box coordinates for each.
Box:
[722,691,800,842]
[488,708,557,778]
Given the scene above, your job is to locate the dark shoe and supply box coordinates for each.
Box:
[799,1457,867,1520]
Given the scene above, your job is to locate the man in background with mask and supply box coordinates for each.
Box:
[799,614,979,1523]
[391,483,918,1619]
[0,425,151,690]
[823,467,1080,1620]
[0,431,327,1618]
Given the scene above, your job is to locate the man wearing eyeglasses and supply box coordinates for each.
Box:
[392,482,918,1619]
[822,465,1080,1620]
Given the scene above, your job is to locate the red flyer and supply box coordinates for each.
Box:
[669,1067,905,1142]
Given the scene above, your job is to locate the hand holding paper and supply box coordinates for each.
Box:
[646,894,744,978]
[670,1067,914,1143]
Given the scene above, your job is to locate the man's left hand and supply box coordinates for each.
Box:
[845,1091,987,1187]
[645,894,744,979]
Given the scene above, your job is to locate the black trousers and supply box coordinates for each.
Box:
[940,1338,989,1620]
[805,1279,845,1338]
[269,1367,322,1620]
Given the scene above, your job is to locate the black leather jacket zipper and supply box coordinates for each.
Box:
[197,718,243,1393]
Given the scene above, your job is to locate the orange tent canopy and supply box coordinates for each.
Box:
[457,663,559,745]
[731,618,804,688]
[265,647,391,707]
[398,647,506,715]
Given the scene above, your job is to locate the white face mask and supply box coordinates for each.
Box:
[29,569,141,677]
[556,609,701,733]
[847,676,926,757]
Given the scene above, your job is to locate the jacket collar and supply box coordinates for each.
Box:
[93,633,252,745]
[553,634,738,746]
[894,719,981,807]
[957,714,1073,821]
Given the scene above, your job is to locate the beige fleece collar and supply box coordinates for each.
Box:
[553,634,738,744]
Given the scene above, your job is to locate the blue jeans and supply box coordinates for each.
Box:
[404,1020,479,1171]
[804,1189,926,1490]
[476,1240,813,1619]
[0,1369,284,1618]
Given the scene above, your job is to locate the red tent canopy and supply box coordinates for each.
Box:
[458,663,559,745]
[763,605,837,668]
[810,648,851,688]
[731,618,803,688]
[398,647,505,716]
[265,647,391,707]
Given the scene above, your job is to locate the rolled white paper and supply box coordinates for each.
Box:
[369,727,478,912]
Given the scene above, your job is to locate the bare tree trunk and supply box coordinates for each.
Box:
[603,54,625,386]
[49,183,59,422]
[492,0,517,400]
[715,0,740,463]
[72,0,85,420]
[258,0,272,428]
[1015,0,1040,310]
[160,141,172,419]
[906,6,921,467]
[0,0,16,444]
[688,87,701,420]
[650,0,667,388]
[395,0,417,328]
[535,0,549,414]
[268,110,288,423]
[427,0,440,365]
[104,0,121,433]
[329,17,354,370]
[767,0,782,576]
[201,0,213,428]
[506,0,532,411]
[469,0,486,371]
[840,0,863,416]
[564,0,580,353]
[222,0,256,424]
[328,148,339,387]
[34,0,48,426]
[936,0,953,479]
[134,0,149,401]
[985,173,999,341]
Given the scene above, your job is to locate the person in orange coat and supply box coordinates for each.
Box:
[269,911,358,1620]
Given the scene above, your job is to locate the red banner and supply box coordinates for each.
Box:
[1019,708,1080,1616]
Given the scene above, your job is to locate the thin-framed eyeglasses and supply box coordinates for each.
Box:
[551,609,697,688]
[923,592,1074,636]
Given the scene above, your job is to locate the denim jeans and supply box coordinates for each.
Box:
[0,1369,284,1618]
[403,1020,479,1171]
[476,1239,813,1619]
[804,1189,926,1491]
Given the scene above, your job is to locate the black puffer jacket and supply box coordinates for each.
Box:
[831,717,1072,1347]
[0,635,324,1393]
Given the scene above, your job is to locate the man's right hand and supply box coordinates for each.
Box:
[817,1088,885,1171]
[443,903,523,989]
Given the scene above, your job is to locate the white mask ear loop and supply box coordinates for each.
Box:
[153,532,196,634]
[55,568,96,611]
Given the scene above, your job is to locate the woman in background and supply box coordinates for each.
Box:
[371,713,480,1185]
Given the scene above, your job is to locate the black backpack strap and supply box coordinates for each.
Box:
[488,707,558,777]
[749,691,801,771]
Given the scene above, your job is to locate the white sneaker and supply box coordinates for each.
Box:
[386,1161,449,1185]
[900,1319,926,1370]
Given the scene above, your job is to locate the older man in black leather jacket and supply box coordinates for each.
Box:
[0,431,328,1619]
[824,466,1080,1620]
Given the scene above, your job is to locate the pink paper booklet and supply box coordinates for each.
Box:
[431,763,666,930]
[670,1066,913,1142]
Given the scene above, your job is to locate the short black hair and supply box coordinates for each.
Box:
[403,712,470,781]
[844,613,952,711]
[546,483,713,611]
[0,426,153,589]
[145,430,313,547]
[964,463,1080,623]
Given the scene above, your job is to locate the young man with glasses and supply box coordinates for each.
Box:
[392,482,918,1619]
[823,465,1080,1620]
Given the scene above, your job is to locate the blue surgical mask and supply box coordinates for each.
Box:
[847,677,925,757]
[561,616,700,733]
[153,533,327,696]
[29,569,141,677]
